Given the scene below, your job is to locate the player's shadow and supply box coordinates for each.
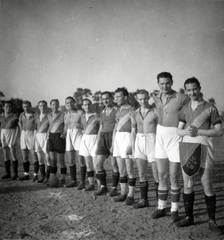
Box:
[0,184,47,194]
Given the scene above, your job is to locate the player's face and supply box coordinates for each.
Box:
[158,78,173,94]
[4,103,12,114]
[136,93,149,107]
[51,101,59,112]
[65,98,75,111]
[102,94,113,107]
[115,92,127,106]
[185,83,201,101]
[23,103,31,113]
[82,100,92,113]
[38,102,47,112]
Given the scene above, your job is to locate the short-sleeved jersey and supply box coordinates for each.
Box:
[131,106,158,134]
[153,90,189,127]
[100,106,118,133]
[115,105,135,133]
[48,112,64,133]
[179,101,222,129]
[64,110,83,130]
[81,113,100,135]
[19,112,36,131]
[0,113,18,129]
[35,114,50,133]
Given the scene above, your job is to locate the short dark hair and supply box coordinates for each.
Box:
[101,91,113,98]
[184,77,201,89]
[22,100,31,106]
[136,89,149,97]
[50,99,59,105]
[4,101,12,106]
[157,72,173,83]
[38,100,47,106]
[65,96,76,103]
[82,98,92,105]
[115,87,129,97]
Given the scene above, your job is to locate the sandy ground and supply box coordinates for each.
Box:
[0,150,224,240]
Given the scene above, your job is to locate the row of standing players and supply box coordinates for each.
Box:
[0,72,223,235]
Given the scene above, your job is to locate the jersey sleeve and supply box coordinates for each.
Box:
[131,111,137,128]
[210,106,222,126]
[179,107,186,123]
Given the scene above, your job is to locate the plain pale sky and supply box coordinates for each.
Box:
[0,0,224,109]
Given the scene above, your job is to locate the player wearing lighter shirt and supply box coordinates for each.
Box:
[48,99,67,186]
[79,99,100,191]
[34,100,51,184]
[63,96,86,189]
[112,87,136,206]
[95,91,119,197]
[18,101,38,180]
[176,77,223,234]
[131,90,159,209]
[151,72,190,222]
[0,101,19,180]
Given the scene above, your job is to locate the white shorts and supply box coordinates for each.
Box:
[1,129,18,148]
[79,134,98,157]
[182,135,214,169]
[20,130,35,150]
[134,133,156,163]
[66,128,83,151]
[35,132,48,153]
[155,124,181,162]
[113,131,132,159]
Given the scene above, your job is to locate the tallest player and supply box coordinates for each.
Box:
[151,72,189,222]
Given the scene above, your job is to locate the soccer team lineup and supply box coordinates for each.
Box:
[0,72,223,235]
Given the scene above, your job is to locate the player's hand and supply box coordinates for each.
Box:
[186,125,198,137]
[60,133,66,139]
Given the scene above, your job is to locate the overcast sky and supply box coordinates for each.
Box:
[0,0,224,109]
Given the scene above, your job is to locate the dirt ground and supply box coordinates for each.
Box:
[0,149,224,240]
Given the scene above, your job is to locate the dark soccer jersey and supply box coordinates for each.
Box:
[35,114,50,133]
[115,105,135,133]
[100,107,118,133]
[153,90,189,127]
[48,112,64,133]
[81,113,100,135]
[19,112,36,131]
[179,101,222,129]
[131,106,158,134]
[0,113,18,129]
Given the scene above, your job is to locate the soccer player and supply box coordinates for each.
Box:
[175,77,223,234]
[48,99,67,186]
[64,96,86,189]
[0,101,19,179]
[112,87,136,205]
[79,99,100,191]
[131,90,159,208]
[151,72,189,222]
[34,100,51,184]
[95,91,119,196]
[18,101,38,180]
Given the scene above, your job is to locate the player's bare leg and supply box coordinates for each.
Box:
[1,147,11,179]
[58,153,67,186]
[133,159,149,209]
[84,156,95,191]
[31,149,39,182]
[95,155,108,195]
[19,149,30,180]
[77,154,86,190]
[109,156,119,197]
[114,157,128,202]
[65,150,77,188]
[151,158,169,219]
